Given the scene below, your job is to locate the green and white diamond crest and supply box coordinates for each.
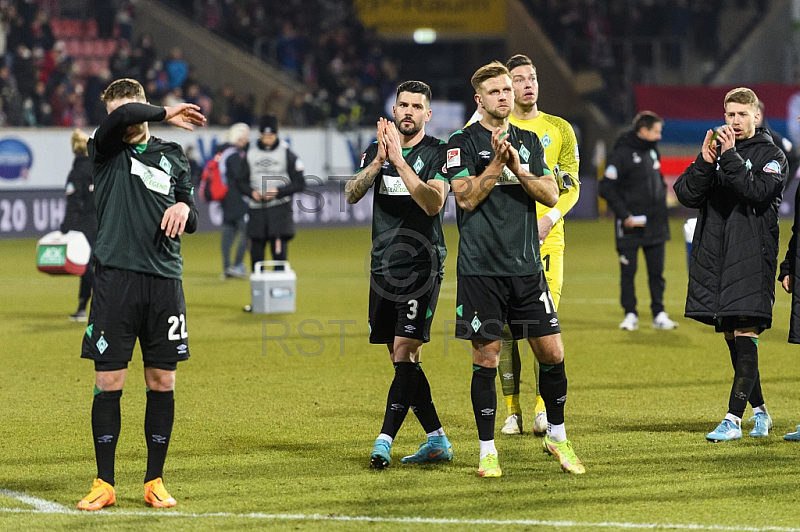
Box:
[519,144,530,163]
[745,159,752,170]
[413,156,424,174]
[471,315,482,332]
[96,335,108,354]
[159,155,172,174]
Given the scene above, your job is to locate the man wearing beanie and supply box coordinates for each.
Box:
[244,114,305,273]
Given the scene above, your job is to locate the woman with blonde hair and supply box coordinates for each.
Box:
[60,129,97,321]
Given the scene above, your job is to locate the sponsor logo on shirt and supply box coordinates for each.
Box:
[378,175,410,195]
[632,152,641,164]
[478,150,491,159]
[130,158,171,195]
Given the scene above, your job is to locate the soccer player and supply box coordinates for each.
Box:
[675,87,786,442]
[77,78,206,510]
[436,62,583,477]
[345,80,452,470]
[490,54,580,436]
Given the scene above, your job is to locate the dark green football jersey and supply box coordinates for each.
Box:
[356,134,447,277]
[435,122,550,276]
[88,135,193,279]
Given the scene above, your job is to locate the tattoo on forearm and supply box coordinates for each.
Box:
[346,166,379,202]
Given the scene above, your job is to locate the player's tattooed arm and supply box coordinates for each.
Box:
[344,163,381,204]
[345,124,387,204]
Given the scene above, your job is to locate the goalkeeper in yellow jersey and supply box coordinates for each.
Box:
[469,54,580,436]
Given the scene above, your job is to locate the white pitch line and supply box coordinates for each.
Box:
[0,490,73,513]
[1,506,800,532]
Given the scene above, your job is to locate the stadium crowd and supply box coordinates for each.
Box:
[0,0,398,128]
[524,0,770,122]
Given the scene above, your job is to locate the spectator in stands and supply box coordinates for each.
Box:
[164,46,188,90]
[0,63,24,125]
[91,0,115,39]
[210,83,235,126]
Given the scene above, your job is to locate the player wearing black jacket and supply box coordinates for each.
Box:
[77,78,206,511]
[675,87,787,443]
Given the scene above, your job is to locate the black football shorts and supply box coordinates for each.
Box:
[368,271,441,344]
[81,264,190,371]
[455,272,561,341]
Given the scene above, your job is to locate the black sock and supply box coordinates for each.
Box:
[379,362,417,439]
[144,390,175,483]
[727,338,765,408]
[539,361,567,425]
[92,389,122,486]
[410,364,443,434]
[471,365,497,441]
[728,337,759,419]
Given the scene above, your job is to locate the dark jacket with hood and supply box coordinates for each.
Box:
[214,142,250,224]
[675,127,787,327]
[599,130,670,248]
[779,168,800,342]
[60,155,97,243]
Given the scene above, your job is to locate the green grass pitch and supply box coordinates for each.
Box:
[2,218,800,531]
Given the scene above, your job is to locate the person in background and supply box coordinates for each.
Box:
[244,115,305,273]
[217,123,251,279]
[675,87,786,442]
[61,128,97,322]
[599,111,678,331]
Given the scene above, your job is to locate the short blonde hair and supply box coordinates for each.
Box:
[470,61,510,92]
[724,87,758,111]
[70,129,89,156]
[101,78,146,103]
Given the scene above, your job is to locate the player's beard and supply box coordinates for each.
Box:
[485,106,511,120]
[396,118,422,136]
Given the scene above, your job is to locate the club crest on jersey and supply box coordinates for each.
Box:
[604,164,618,180]
[763,160,781,174]
[745,159,753,170]
[413,156,424,174]
[540,134,552,149]
[519,144,530,163]
[446,148,461,168]
[159,155,172,174]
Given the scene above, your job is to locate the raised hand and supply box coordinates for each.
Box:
[164,103,206,131]
[491,127,510,164]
